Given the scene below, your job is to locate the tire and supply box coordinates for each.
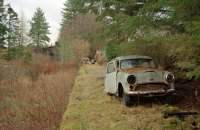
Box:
[163,95,174,105]
[122,93,132,107]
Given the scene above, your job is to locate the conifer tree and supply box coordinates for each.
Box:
[29,8,50,51]
[0,0,7,47]
[7,4,19,48]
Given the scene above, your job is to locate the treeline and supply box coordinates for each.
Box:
[0,0,50,61]
[59,8,105,64]
[0,1,79,129]
[60,0,200,80]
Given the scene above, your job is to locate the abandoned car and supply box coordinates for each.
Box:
[105,55,175,106]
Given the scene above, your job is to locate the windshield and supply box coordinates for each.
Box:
[120,59,156,69]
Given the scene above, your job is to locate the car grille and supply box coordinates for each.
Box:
[135,83,169,91]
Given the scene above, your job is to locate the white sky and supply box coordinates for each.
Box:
[6,0,66,44]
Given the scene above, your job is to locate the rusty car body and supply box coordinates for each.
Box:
[105,55,175,106]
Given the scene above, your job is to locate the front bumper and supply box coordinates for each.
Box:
[125,89,175,97]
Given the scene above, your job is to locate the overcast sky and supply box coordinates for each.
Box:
[6,0,66,44]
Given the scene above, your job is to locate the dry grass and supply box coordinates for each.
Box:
[0,54,78,130]
[60,65,200,130]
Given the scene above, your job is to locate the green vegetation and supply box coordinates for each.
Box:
[0,2,51,61]
[0,0,31,60]
[58,1,105,63]
[0,1,78,129]
[60,0,200,80]
[60,65,200,130]
[0,0,7,48]
[29,8,50,51]
[0,0,200,129]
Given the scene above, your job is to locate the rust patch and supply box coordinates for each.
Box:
[118,67,162,74]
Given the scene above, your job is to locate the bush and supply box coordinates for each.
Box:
[105,38,172,67]
[105,35,200,80]
[0,54,78,130]
[105,41,121,61]
[3,47,32,62]
[168,35,200,80]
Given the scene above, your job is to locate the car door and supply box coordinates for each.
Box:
[105,62,117,94]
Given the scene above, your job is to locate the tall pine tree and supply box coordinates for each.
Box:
[0,0,7,48]
[7,4,19,48]
[29,8,50,51]
[61,0,88,25]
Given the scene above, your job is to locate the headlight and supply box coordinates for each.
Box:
[127,75,136,84]
[165,73,175,83]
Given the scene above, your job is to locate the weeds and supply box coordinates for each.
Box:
[0,54,78,130]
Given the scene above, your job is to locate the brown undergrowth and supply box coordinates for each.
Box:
[175,80,200,111]
[0,54,78,130]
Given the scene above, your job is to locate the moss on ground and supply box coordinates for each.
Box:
[60,65,200,130]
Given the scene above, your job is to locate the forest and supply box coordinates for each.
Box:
[0,0,200,129]
[0,0,78,129]
[59,0,200,80]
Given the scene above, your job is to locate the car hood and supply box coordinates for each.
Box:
[120,67,167,84]
[120,67,161,74]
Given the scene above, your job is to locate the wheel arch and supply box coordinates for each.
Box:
[118,82,124,97]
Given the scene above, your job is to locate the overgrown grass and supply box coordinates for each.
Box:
[0,54,78,130]
[60,65,200,130]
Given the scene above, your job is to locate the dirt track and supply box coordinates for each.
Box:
[60,65,200,130]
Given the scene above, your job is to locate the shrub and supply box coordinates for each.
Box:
[168,35,200,80]
[105,35,200,80]
[105,38,172,67]
[3,47,32,62]
[105,41,121,61]
[72,39,90,60]
[0,54,78,130]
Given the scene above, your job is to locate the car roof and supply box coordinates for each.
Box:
[111,55,152,62]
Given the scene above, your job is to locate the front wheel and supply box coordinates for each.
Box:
[162,95,175,105]
[122,93,132,107]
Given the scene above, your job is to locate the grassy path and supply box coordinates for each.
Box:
[60,65,200,130]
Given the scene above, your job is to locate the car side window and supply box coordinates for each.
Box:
[107,62,115,73]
